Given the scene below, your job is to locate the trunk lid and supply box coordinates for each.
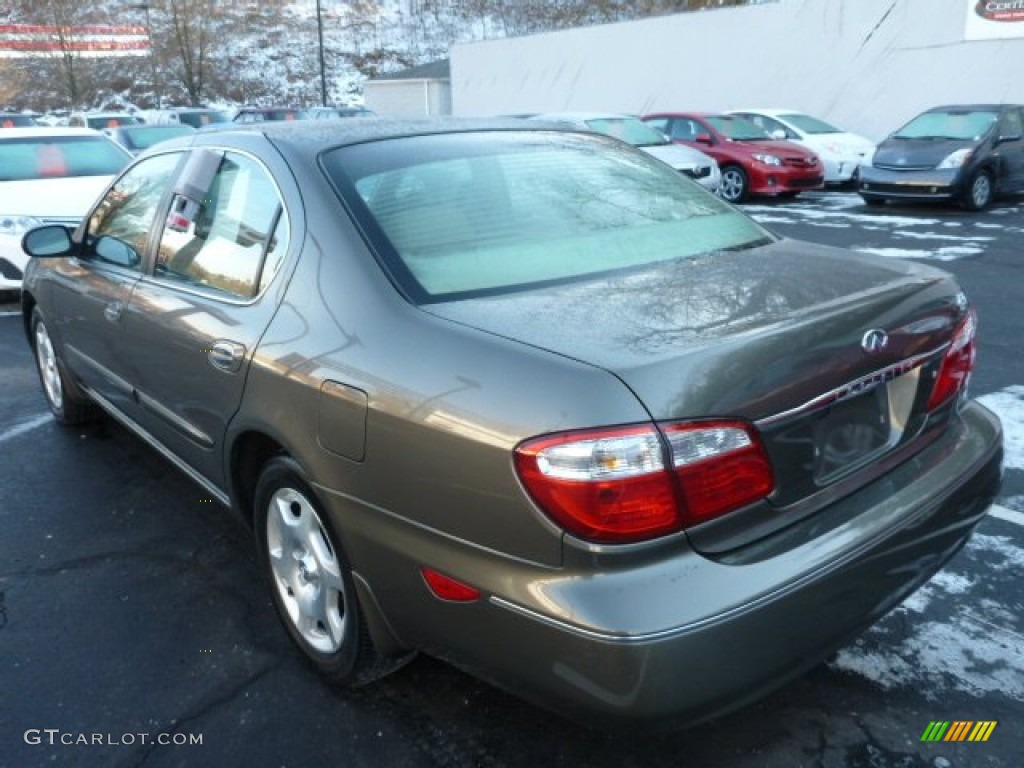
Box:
[426,238,968,550]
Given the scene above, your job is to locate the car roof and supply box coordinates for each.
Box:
[0,126,110,139]
[190,117,572,154]
[925,103,1018,112]
[729,108,803,116]
[533,111,639,121]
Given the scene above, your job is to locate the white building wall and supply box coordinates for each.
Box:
[451,0,1024,141]
[364,79,452,117]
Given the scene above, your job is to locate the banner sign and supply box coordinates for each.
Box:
[966,0,1024,40]
[0,24,150,58]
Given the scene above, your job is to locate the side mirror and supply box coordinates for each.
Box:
[93,235,140,268]
[996,133,1022,145]
[22,225,74,258]
[695,132,713,145]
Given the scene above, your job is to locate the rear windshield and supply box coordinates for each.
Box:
[894,110,997,141]
[0,136,129,180]
[322,131,771,303]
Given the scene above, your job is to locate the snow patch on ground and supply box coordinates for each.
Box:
[894,231,994,243]
[854,246,983,261]
[977,386,1024,470]
[831,532,1024,700]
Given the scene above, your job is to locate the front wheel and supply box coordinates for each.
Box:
[31,307,96,425]
[254,457,377,684]
[962,170,993,211]
[719,165,749,203]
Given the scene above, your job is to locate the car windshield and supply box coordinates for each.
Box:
[177,110,229,128]
[584,117,669,147]
[893,110,997,141]
[1,114,36,128]
[87,115,142,129]
[323,131,772,303]
[118,125,194,150]
[780,113,841,134]
[705,115,771,141]
[0,136,129,180]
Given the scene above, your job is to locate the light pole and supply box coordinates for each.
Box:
[316,0,328,106]
[127,3,160,108]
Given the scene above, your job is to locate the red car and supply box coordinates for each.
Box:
[643,112,824,203]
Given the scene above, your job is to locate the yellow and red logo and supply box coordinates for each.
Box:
[921,721,997,742]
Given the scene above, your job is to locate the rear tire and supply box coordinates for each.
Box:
[719,165,749,203]
[30,307,97,425]
[254,457,381,685]
[962,169,993,211]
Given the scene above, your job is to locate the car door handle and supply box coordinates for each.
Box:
[208,340,246,373]
[103,301,123,323]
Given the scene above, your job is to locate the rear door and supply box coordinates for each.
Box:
[118,147,292,488]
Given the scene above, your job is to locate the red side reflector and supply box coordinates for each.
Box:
[421,567,481,602]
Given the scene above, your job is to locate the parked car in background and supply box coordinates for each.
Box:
[532,112,721,193]
[104,124,195,155]
[19,119,1002,723]
[305,106,376,120]
[68,112,144,130]
[859,104,1024,210]
[147,107,231,129]
[728,108,875,185]
[233,106,306,123]
[643,112,824,203]
[0,127,130,292]
[0,112,38,128]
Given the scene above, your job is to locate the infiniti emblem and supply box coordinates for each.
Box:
[861,329,889,355]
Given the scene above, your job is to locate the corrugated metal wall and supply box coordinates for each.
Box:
[451,0,1024,141]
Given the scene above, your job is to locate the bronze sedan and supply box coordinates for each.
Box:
[20,120,1002,724]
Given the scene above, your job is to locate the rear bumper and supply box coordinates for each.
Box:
[332,402,1002,723]
[858,166,963,201]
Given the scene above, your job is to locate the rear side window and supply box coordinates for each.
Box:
[323,131,771,303]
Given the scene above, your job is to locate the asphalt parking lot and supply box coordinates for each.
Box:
[1,192,1022,768]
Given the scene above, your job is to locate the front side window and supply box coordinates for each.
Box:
[87,152,181,269]
[155,151,287,299]
[324,131,771,303]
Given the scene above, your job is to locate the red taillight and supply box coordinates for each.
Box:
[514,421,774,543]
[927,309,977,411]
[662,421,775,527]
[514,426,678,543]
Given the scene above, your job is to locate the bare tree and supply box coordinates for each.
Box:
[159,0,218,106]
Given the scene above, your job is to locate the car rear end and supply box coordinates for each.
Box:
[311,125,1001,723]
